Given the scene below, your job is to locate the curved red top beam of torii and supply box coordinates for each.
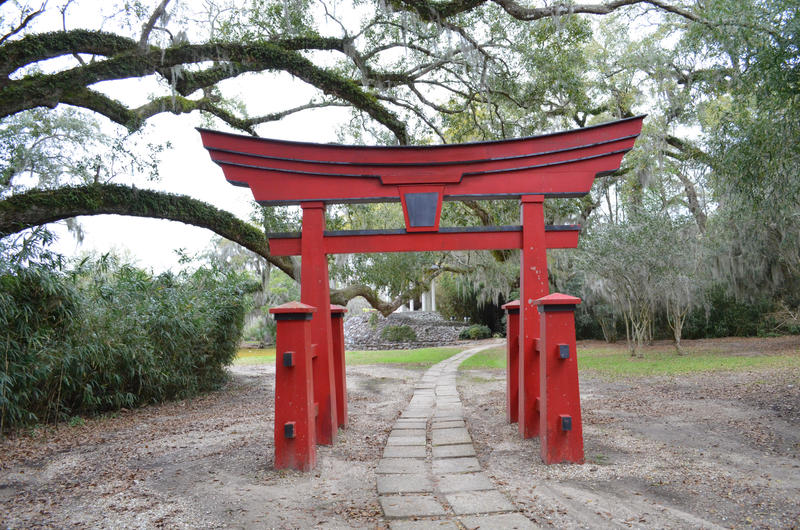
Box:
[197,115,645,209]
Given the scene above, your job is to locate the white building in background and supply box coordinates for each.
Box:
[406,278,437,312]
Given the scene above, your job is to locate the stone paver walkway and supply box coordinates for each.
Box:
[377,344,539,529]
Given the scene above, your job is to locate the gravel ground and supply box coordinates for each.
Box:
[1,336,798,529]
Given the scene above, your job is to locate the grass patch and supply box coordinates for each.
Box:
[579,349,800,378]
[235,348,276,365]
[459,346,506,369]
[235,346,462,367]
[455,344,800,378]
[346,347,461,366]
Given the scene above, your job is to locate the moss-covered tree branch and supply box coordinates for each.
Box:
[0,183,296,278]
[330,283,398,316]
[0,30,139,79]
[0,38,408,143]
[491,0,699,22]
[388,0,487,22]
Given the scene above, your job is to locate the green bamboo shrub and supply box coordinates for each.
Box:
[0,258,254,431]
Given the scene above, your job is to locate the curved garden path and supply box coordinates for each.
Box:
[377,344,538,529]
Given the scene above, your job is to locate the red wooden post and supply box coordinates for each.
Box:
[300,202,338,445]
[269,302,317,471]
[501,300,520,423]
[519,195,548,439]
[330,304,348,429]
[536,293,584,464]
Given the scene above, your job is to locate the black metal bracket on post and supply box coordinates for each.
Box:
[283,351,295,367]
[284,422,296,439]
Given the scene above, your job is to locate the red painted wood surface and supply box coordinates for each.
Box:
[300,203,338,445]
[536,293,584,464]
[519,195,548,439]
[502,300,520,424]
[205,154,624,204]
[268,227,580,256]
[330,304,348,429]
[197,116,644,205]
[269,302,317,471]
[199,116,642,165]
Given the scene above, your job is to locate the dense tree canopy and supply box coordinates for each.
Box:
[1,0,797,347]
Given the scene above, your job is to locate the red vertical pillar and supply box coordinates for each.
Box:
[519,194,548,439]
[501,300,520,423]
[536,293,584,464]
[330,304,348,429]
[300,201,338,445]
[269,302,317,471]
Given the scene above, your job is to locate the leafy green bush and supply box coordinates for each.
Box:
[381,325,417,342]
[459,324,492,340]
[0,258,254,431]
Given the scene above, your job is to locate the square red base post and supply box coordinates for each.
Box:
[330,304,348,429]
[501,300,520,423]
[270,302,317,471]
[536,293,584,464]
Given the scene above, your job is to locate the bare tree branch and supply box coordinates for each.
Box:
[139,0,172,50]
[243,101,351,128]
[0,1,46,45]
[59,0,87,66]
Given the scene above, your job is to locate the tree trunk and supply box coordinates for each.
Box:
[673,318,684,355]
[667,301,688,355]
[599,316,617,343]
[675,171,707,233]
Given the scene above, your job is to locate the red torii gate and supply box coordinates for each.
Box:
[198,115,644,469]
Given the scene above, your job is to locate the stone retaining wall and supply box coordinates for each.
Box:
[344,311,469,350]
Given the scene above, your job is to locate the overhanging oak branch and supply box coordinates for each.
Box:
[0,183,296,277]
[0,38,409,143]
